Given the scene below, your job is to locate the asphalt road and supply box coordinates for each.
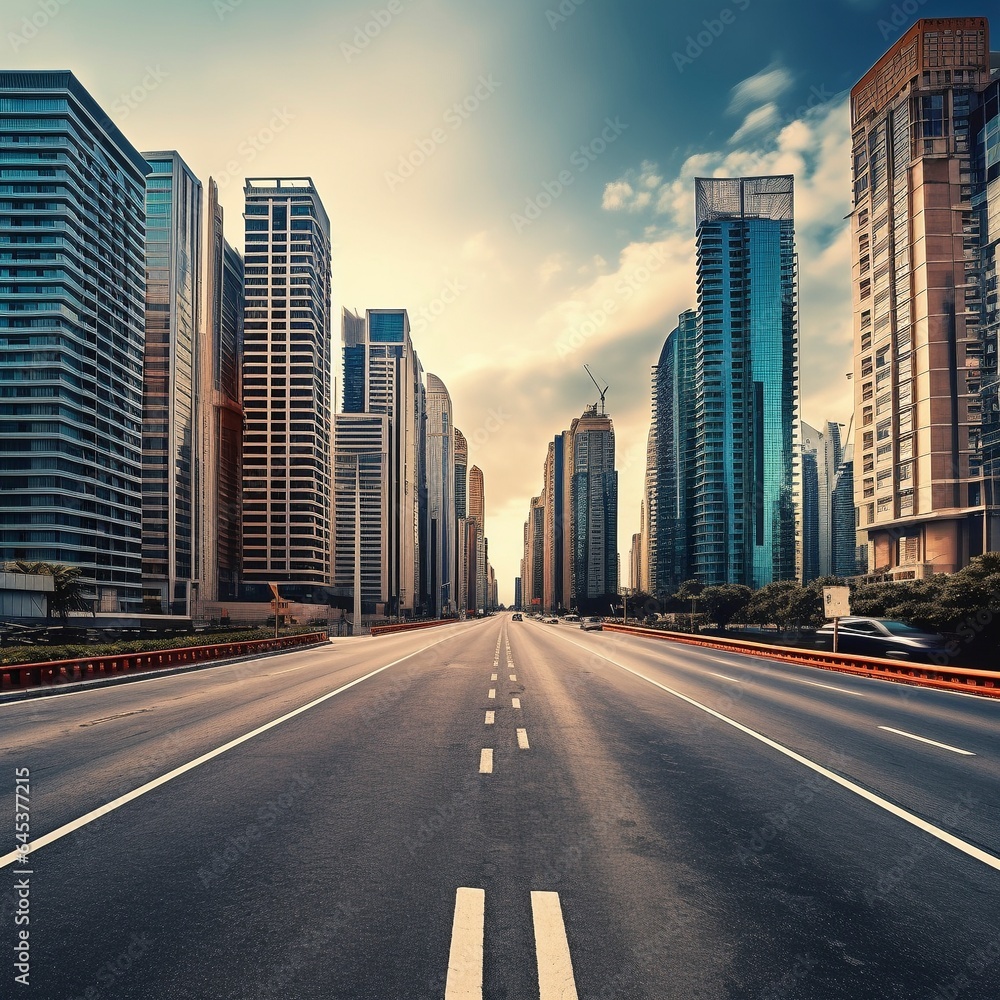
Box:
[2,614,997,999]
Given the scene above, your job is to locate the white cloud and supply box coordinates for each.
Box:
[728,64,794,116]
[728,102,782,145]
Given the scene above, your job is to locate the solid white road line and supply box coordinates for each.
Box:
[878,725,976,756]
[517,728,530,750]
[531,891,579,1000]
[485,711,495,725]
[0,632,464,870]
[512,698,521,709]
[551,632,1000,873]
[445,888,485,1000]
[488,688,496,699]
[479,749,493,774]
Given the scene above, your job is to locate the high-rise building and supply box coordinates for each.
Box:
[141,152,201,615]
[198,179,244,604]
[971,75,1000,552]
[850,18,991,577]
[454,427,468,614]
[425,373,456,616]
[342,307,422,615]
[514,576,522,611]
[333,413,389,608]
[570,405,618,609]
[468,465,486,612]
[540,430,572,612]
[832,445,858,578]
[242,178,332,588]
[800,420,845,582]
[692,176,800,587]
[650,310,697,596]
[0,71,148,612]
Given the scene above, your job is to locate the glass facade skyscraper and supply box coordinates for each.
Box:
[241,178,332,588]
[141,151,201,615]
[425,373,455,617]
[0,71,148,612]
[692,175,800,588]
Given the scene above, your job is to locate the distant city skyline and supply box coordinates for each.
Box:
[2,0,991,601]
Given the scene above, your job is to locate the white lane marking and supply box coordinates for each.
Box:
[512,698,521,709]
[510,674,517,682]
[795,678,867,698]
[445,888,485,1000]
[517,728,530,750]
[709,672,741,682]
[551,633,1000,873]
[488,688,496,700]
[270,664,315,676]
[531,891,579,1000]
[485,711,495,725]
[479,749,493,774]
[0,632,465,870]
[491,673,498,682]
[878,726,976,756]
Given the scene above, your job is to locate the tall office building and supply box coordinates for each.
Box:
[541,430,572,612]
[468,464,485,613]
[851,18,991,577]
[342,307,422,615]
[333,413,389,608]
[650,310,697,596]
[971,75,1000,552]
[454,427,468,613]
[570,405,618,609]
[832,445,859,577]
[692,176,800,587]
[425,373,456,616]
[0,71,148,612]
[800,420,845,582]
[198,179,244,604]
[141,152,201,615]
[241,178,332,588]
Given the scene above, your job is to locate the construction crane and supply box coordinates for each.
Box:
[584,364,609,415]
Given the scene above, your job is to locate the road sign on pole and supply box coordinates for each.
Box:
[823,587,850,654]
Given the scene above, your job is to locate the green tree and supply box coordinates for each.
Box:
[3,561,87,621]
[700,584,752,629]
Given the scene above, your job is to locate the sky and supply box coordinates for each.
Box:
[6,0,987,603]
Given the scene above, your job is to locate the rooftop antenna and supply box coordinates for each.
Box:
[584,364,609,415]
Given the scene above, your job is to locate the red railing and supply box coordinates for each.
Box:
[0,632,328,693]
[602,624,1000,698]
[370,619,454,637]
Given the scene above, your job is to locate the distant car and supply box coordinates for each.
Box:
[814,617,950,663]
[580,617,603,632]
[545,617,559,624]
[563,614,580,623]
[511,613,522,621]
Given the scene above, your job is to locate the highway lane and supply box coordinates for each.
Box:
[1,613,997,998]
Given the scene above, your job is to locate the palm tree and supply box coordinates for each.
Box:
[3,561,87,621]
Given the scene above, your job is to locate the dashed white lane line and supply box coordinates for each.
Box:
[491,673,498,681]
[479,749,493,774]
[878,725,976,756]
[488,688,496,699]
[709,672,741,682]
[445,888,485,999]
[550,632,1000,874]
[796,678,867,697]
[485,711,495,725]
[517,728,530,750]
[0,633,463,870]
[531,891,579,1000]
[512,698,521,709]
[509,674,517,682]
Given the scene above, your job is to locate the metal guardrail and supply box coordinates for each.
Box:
[0,632,329,692]
[602,624,1000,699]
[369,619,452,637]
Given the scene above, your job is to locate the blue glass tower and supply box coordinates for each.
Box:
[692,176,800,587]
[0,71,148,613]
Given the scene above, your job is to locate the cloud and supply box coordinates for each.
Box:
[728,103,782,145]
[727,64,794,116]
[601,161,663,213]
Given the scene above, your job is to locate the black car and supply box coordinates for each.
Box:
[511,613,522,621]
[814,617,951,663]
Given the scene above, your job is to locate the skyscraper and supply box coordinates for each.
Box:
[141,152,201,615]
[800,420,845,582]
[454,427,468,614]
[425,373,456,616]
[832,445,858,578]
[468,465,486,613]
[691,175,800,587]
[198,179,244,604]
[0,71,148,613]
[342,307,422,615]
[851,18,991,577]
[570,405,618,610]
[241,178,332,588]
